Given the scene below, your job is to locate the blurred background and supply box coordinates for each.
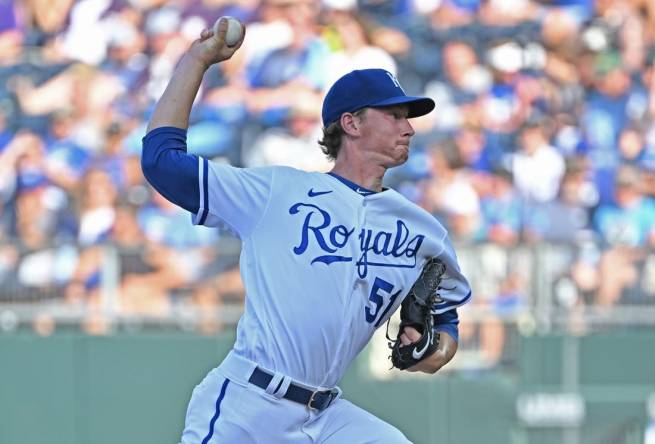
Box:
[0,0,654,443]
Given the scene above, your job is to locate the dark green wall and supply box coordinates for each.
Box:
[1,331,653,444]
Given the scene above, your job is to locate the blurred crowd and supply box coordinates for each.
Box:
[1,0,655,346]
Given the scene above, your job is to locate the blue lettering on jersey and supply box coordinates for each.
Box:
[289,203,425,278]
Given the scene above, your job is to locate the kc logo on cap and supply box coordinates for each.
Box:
[385,71,403,91]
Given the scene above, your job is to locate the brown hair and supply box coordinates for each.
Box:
[318,108,367,161]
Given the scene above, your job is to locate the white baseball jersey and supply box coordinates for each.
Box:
[193,160,471,389]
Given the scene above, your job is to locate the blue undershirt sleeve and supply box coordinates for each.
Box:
[434,308,459,342]
[141,126,200,214]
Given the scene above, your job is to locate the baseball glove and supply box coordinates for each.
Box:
[388,257,447,370]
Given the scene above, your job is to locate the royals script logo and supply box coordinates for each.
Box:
[289,203,425,278]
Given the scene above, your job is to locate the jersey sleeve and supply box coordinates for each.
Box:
[142,126,273,238]
[431,234,472,315]
[433,308,459,342]
[141,126,200,214]
[194,158,273,238]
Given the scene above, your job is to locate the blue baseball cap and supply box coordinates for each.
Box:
[321,69,435,127]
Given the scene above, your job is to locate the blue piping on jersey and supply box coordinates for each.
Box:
[434,290,472,312]
[434,308,460,342]
[201,378,230,444]
[327,172,377,195]
[435,307,459,326]
[435,324,459,342]
[199,158,209,225]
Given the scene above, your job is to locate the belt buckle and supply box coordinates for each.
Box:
[307,389,335,411]
[307,390,320,411]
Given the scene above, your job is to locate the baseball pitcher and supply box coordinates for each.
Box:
[142,18,472,443]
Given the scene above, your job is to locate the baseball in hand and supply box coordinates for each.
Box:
[213,16,243,47]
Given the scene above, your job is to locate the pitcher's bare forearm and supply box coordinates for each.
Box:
[147,55,208,132]
[146,19,246,133]
[142,20,246,213]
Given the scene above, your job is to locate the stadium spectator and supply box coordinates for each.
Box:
[244,0,328,123]
[323,9,397,88]
[478,168,521,246]
[244,93,331,170]
[1,0,655,358]
[10,183,77,302]
[22,0,75,36]
[423,140,481,240]
[77,167,118,246]
[594,165,655,248]
[523,157,596,243]
[422,40,492,132]
[510,120,566,203]
[43,109,92,191]
[583,51,644,204]
[593,166,655,306]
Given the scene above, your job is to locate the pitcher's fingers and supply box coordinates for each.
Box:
[402,326,421,342]
[215,17,229,39]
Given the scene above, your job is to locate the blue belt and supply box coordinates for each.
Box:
[248,367,338,411]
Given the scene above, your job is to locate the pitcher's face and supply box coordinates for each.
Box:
[357,105,415,168]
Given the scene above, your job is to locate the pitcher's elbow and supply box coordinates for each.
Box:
[140,147,158,184]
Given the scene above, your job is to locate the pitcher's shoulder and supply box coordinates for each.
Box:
[385,189,442,218]
[269,166,326,184]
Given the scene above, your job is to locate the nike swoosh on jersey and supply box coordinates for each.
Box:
[308,188,333,197]
[412,332,431,360]
[355,188,367,194]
